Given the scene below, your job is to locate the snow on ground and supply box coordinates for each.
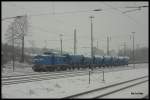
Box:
[2,63,148,98]
[2,61,34,76]
[2,63,148,76]
[101,82,148,98]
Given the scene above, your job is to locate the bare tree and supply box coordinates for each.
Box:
[5,15,28,63]
[5,21,16,71]
[14,15,28,62]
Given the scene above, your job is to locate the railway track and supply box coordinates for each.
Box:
[2,64,145,78]
[2,66,147,85]
[2,67,118,78]
[62,76,148,99]
[2,71,91,85]
[143,95,149,99]
[2,65,141,79]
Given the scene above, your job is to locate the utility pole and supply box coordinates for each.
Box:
[88,16,94,84]
[16,21,25,63]
[17,15,28,63]
[97,40,98,49]
[44,40,47,49]
[90,16,94,63]
[74,29,77,55]
[11,26,15,72]
[21,36,24,62]
[120,42,127,56]
[123,42,126,56]
[13,31,15,72]
[132,32,135,68]
[107,36,109,56]
[107,36,111,56]
[102,71,105,81]
[60,34,63,55]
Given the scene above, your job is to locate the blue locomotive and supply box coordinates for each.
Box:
[32,51,129,72]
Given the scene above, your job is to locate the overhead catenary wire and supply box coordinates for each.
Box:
[123,5,148,14]
[2,3,148,51]
[2,2,148,21]
[3,2,137,19]
[125,5,149,8]
[122,8,141,14]
[101,2,145,26]
[2,8,102,21]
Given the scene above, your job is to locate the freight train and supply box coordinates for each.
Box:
[32,52,129,72]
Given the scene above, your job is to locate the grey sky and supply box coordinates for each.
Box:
[2,2,148,56]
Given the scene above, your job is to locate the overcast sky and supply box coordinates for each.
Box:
[2,2,148,56]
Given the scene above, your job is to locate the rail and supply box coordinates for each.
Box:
[62,76,148,99]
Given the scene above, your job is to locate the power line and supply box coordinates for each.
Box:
[122,8,141,14]
[2,3,148,21]
[101,2,144,26]
[102,2,122,12]
[2,8,102,21]
[125,5,149,8]
[2,15,25,21]
[123,5,148,13]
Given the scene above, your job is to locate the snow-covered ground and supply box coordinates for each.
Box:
[2,63,148,98]
[101,81,148,99]
[2,63,148,76]
[2,61,34,76]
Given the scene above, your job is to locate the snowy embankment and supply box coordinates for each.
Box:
[2,63,148,98]
[2,61,34,76]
